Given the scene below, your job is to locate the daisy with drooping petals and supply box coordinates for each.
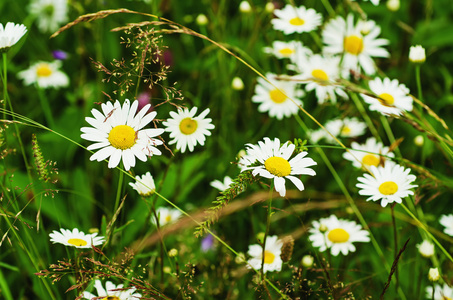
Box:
[0,22,27,52]
[309,215,370,256]
[82,280,141,300]
[247,235,283,273]
[310,117,367,144]
[439,214,453,236]
[49,228,105,248]
[361,77,413,116]
[342,137,395,169]
[426,284,453,300]
[162,107,214,153]
[292,54,348,104]
[129,172,156,196]
[81,99,164,171]
[241,137,316,197]
[18,61,69,89]
[271,5,322,35]
[152,207,182,226]
[29,0,68,34]
[252,73,304,120]
[263,40,311,61]
[210,176,234,192]
[356,163,417,207]
[323,14,389,76]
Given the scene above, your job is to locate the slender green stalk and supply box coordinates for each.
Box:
[261,182,274,280]
[113,167,124,216]
[415,65,423,102]
[2,53,6,121]
[391,206,399,293]
[350,92,381,141]
[380,116,402,157]
[320,0,336,17]
[36,87,55,129]
[0,267,13,300]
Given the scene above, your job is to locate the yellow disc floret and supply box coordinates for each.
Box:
[68,238,88,247]
[311,69,329,82]
[264,156,291,177]
[379,181,398,195]
[102,297,120,300]
[36,64,53,77]
[264,250,276,264]
[378,93,395,106]
[289,17,305,26]
[327,228,350,243]
[344,35,364,55]
[269,89,287,103]
[108,125,136,150]
[179,118,198,135]
[362,154,380,167]
[278,48,294,56]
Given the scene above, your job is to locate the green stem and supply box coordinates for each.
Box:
[2,53,6,121]
[415,65,423,102]
[113,167,124,215]
[350,92,381,141]
[261,181,274,280]
[36,86,55,129]
[0,267,13,300]
[380,115,402,157]
[320,0,336,17]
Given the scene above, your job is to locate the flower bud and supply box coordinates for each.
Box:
[196,14,208,26]
[232,77,244,90]
[168,248,178,257]
[409,45,426,63]
[428,268,440,282]
[239,1,252,13]
[414,135,424,147]
[302,255,314,267]
[386,0,400,11]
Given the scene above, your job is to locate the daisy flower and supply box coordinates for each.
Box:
[247,235,283,273]
[252,73,304,120]
[309,215,370,256]
[342,137,395,169]
[49,228,105,248]
[129,172,156,196]
[356,163,418,207]
[439,214,453,236]
[152,207,182,226]
[292,54,348,104]
[361,77,413,116]
[271,5,322,35]
[210,176,234,192]
[263,40,311,60]
[80,99,164,171]
[323,14,389,75]
[17,60,69,89]
[0,22,27,52]
[162,107,215,153]
[29,0,68,33]
[311,117,367,144]
[426,284,453,300]
[241,137,316,197]
[82,280,141,300]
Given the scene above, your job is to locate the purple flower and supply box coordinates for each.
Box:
[52,50,67,60]
[201,234,215,252]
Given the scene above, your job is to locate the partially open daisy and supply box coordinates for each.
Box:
[210,176,234,192]
[343,137,395,169]
[241,137,316,197]
[323,14,389,75]
[162,106,214,153]
[292,54,348,104]
[152,207,182,226]
[271,5,322,35]
[356,163,417,207]
[29,0,68,33]
[82,280,141,300]
[81,99,164,171]
[263,40,311,60]
[247,235,283,273]
[361,77,413,116]
[309,215,370,256]
[129,172,156,197]
[439,214,453,236]
[309,117,366,144]
[49,228,105,248]
[0,22,27,52]
[252,73,304,120]
[18,60,69,89]
[426,284,453,300]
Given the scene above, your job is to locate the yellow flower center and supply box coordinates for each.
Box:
[379,181,398,195]
[102,297,120,300]
[67,238,88,247]
[264,156,291,177]
[327,228,350,243]
[341,126,351,135]
[36,64,53,77]
[179,118,198,135]
[311,69,329,82]
[378,93,395,106]
[442,297,452,300]
[344,35,364,55]
[165,215,172,223]
[278,48,294,56]
[289,17,305,26]
[264,250,275,264]
[108,125,136,150]
[269,89,287,103]
[362,154,380,167]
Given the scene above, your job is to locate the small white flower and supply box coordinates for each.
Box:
[386,0,400,11]
[49,228,105,248]
[0,22,27,52]
[301,254,314,267]
[356,163,418,207]
[409,45,426,63]
[152,207,182,226]
[18,60,69,89]
[241,137,316,197]
[162,107,215,153]
[239,1,252,13]
[343,137,394,169]
[263,40,311,61]
[426,284,453,300]
[361,77,413,116]
[82,280,141,300]
[29,0,68,33]
[129,172,156,196]
[210,176,234,192]
[231,76,244,90]
[247,235,283,273]
[271,5,322,35]
[428,268,440,282]
[252,73,304,120]
[196,14,208,26]
[80,100,164,171]
[417,240,435,257]
[265,2,275,13]
[309,215,370,256]
[439,214,453,236]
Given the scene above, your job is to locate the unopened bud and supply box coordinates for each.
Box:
[386,0,400,11]
[239,1,252,13]
[196,14,208,26]
[428,268,440,282]
[302,255,314,267]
